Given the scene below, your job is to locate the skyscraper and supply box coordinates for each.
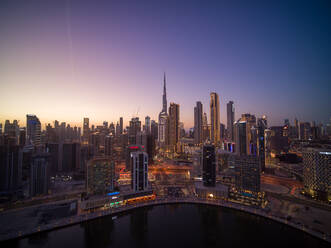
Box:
[83,118,89,143]
[129,117,141,144]
[119,117,123,135]
[26,114,41,146]
[227,101,235,141]
[233,155,261,194]
[234,120,247,155]
[0,145,22,194]
[168,103,180,152]
[158,73,168,147]
[239,114,256,155]
[30,153,50,197]
[194,101,203,145]
[257,116,267,172]
[144,116,151,134]
[131,151,148,192]
[202,144,216,187]
[210,92,220,145]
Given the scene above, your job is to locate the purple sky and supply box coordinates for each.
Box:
[1,0,330,128]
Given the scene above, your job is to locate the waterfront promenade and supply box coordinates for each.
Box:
[1,196,330,244]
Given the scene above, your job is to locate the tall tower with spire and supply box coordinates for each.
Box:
[162,73,167,113]
[158,73,168,147]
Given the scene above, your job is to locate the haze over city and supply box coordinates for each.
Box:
[1,0,330,127]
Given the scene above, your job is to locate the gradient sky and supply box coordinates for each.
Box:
[1,0,330,128]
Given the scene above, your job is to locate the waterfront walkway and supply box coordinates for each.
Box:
[1,196,330,243]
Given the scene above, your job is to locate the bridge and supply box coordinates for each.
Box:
[1,196,330,244]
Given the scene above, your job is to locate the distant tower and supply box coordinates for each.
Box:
[144,116,151,134]
[26,114,41,147]
[194,101,203,145]
[119,117,123,135]
[83,118,89,143]
[158,73,168,147]
[227,101,235,141]
[210,92,220,145]
[131,151,149,192]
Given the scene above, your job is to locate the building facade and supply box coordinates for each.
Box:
[87,158,115,195]
[131,151,148,192]
[303,149,331,201]
[202,144,216,187]
[210,92,220,145]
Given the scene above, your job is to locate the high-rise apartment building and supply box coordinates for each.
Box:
[83,118,89,143]
[87,158,115,195]
[257,116,267,172]
[303,148,331,201]
[30,153,50,197]
[144,116,151,134]
[0,145,22,193]
[234,120,247,155]
[232,155,260,194]
[227,101,235,141]
[119,117,123,135]
[129,117,141,145]
[194,101,203,145]
[210,92,220,145]
[202,144,216,187]
[168,103,180,152]
[131,151,148,192]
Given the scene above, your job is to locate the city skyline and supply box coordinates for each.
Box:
[1,0,331,127]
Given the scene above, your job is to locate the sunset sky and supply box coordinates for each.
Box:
[1,0,330,128]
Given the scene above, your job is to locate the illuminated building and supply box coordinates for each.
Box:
[303,148,331,201]
[30,153,50,197]
[126,145,143,170]
[210,92,220,145]
[232,155,260,194]
[131,151,148,192]
[202,144,216,187]
[240,113,256,155]
[227,101,235,141]
[168,102,180,152]
[158,73,168,147]
[26,114,41,147]
[151,120,158,141]
[83,117,89,143]
[87,158,114,195]
[299,122,311,140]
[194,101,203,145]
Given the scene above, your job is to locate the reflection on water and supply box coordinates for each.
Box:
[1,204,329,248]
